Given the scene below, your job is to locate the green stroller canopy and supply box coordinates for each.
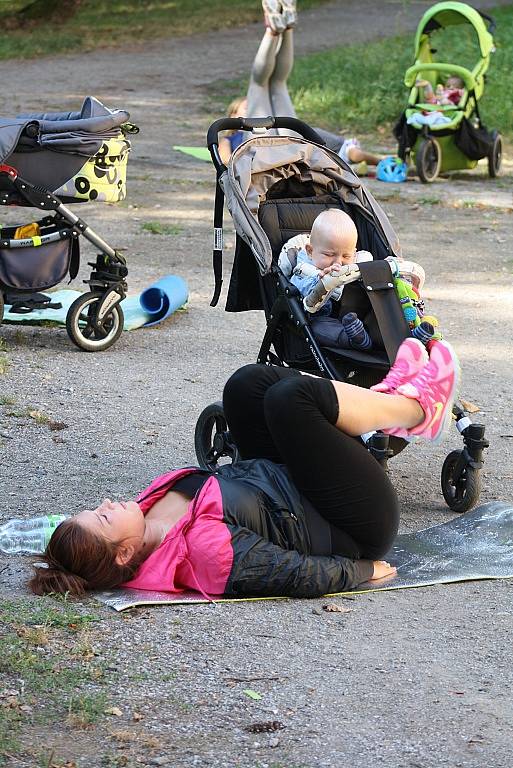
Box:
[413,1,495,59]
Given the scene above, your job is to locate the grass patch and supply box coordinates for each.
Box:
[418,196,442,206]
[141,221,183,236]
[0,0,328,60]
[289,5,513,140]
[0,599,111,765]
[0,394,15,405]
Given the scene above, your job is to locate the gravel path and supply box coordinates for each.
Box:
[0,2,512,766]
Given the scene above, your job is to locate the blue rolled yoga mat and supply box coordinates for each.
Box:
[2,275,188,331]
[122,275,189,329]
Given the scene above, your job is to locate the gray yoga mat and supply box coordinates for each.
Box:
[95,501,513,611]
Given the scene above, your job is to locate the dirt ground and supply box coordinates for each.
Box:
[1,1,513,766]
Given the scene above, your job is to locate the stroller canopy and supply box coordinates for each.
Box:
[413,2,495,60]
[0,96,129,165]
[223,135,401,277]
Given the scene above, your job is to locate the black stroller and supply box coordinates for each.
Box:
[194,116,489,513]
[0,96,137,351]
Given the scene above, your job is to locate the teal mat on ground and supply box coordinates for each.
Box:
[95,501,513,611]
[3,275,188,331]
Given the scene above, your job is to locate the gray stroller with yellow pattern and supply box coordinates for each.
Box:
[0,97,137,351]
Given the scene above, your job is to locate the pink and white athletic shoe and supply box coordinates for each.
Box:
[372,338,428,394]
[396,339,460,444]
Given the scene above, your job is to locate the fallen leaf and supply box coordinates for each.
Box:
[245,721,284,733]
[322,603,352,613]
[243,689,262,701]
[449,690,465,696]
[49,420,68,431]
[460,398,480,414]
[104,706,123,716]
[132,711,144,721]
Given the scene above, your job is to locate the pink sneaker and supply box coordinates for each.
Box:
[396,339,460,444]
[371,338,428,394]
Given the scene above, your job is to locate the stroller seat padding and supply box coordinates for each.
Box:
[259,195,341,256]
[259,194,392,262]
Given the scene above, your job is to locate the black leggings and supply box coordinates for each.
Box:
[223,365,399,560]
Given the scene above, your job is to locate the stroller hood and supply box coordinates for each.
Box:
[223,135,401,276]
[0,96,129,165]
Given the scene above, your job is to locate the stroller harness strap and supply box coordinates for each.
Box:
[211,175,225,307]
[357,261,410,364]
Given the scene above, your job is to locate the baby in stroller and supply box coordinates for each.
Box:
[415,75,465,106]
[279,209,436,356]
[279,209,373,352]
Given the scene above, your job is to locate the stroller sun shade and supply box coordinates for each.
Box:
[223,136,401,276]
[0,96,135,203]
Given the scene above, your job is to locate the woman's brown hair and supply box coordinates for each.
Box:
[28,519,142,596]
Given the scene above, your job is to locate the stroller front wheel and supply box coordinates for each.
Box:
[416,138,441,183]
[66,291,124,352]
[194,401,239,471]
[488,132,502,178]
[441,449,481,513]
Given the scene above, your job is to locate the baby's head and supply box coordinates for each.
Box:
[446,75,464,90]
[306,210,358,270]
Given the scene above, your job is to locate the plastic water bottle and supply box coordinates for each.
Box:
[0,515,68,554]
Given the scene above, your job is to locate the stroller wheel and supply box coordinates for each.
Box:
[0,292,4,324]
[194,401,239,471]
[66,291,124,352]
[441,449,481,513]
[416,138,441,183]
[488,132,502,178]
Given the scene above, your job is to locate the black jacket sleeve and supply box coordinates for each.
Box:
[224,523,374,598]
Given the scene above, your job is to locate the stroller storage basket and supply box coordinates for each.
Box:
[0,221,78,291]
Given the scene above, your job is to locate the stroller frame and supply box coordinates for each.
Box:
[395,1,502,183]
[194,115,489,513]
[0,163,128,351]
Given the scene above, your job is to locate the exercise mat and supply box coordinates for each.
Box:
[173,145,211,162]
[95,501,513,611]
[2,275,188,331]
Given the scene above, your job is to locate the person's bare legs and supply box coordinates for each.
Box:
[246,28,280,118]
[331,382,424,436]
[346,145,383,166]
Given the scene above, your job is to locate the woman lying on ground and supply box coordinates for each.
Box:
[30,337,458,600]
[219,1,382,167]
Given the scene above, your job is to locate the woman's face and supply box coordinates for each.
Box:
[75,498,145,546]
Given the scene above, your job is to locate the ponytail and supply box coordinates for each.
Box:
[28,518,142,596]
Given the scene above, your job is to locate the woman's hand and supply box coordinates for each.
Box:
[371,560,397,580]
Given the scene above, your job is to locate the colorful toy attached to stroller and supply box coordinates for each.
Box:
[0,96,138,351]
[394,1,502,183]
[194,114,489,513]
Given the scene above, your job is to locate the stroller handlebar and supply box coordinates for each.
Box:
[206,116,326,171]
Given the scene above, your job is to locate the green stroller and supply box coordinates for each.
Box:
[394,1,502,183]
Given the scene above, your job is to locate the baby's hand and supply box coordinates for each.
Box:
[319,265,339,277]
